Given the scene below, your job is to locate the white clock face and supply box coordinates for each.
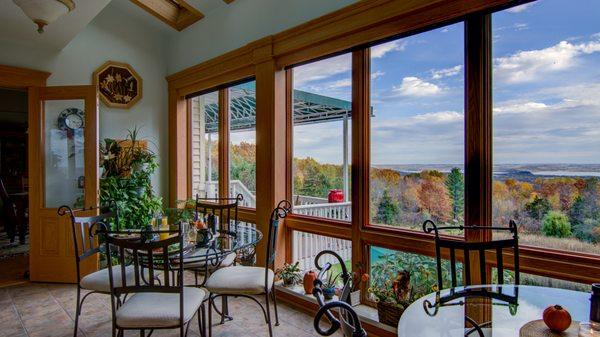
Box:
[65,113,84,130]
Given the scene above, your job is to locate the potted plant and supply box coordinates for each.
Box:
[275,262,302,287]
[369,270,412,326]
[350,262,369,306]
[322,272,340,300]
[99,127,162,230]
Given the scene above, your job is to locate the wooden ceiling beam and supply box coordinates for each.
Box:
[130,0,204,31]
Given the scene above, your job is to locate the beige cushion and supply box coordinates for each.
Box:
[205,266,273,295]
[80,265,142,293]
[116,287,205,328]
[183,252,236,271]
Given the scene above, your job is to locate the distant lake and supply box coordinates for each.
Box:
[532,171,600,177]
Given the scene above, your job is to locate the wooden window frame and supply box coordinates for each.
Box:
[167,0,599,334]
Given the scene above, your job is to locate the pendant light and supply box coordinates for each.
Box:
[13,0,75,34]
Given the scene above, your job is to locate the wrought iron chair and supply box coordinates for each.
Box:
[186,193,244,286]
[102,223,207,337]
[312,250,367,337]
[422,219,520,288]
[204,200,291,337]
[422,219,520,337]
[58,204,122,337]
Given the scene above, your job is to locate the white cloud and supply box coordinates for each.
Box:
[513,23,528,31]
[327,79,352,89]
[394,77,441,97]
[506,3,535,13]
[371,40,406,58]
[293,54,351,86]
[410,111,463,124]
[371,71,385,80]
[494,39,600,83]
[493,101,548,115]
[431,65,462,79]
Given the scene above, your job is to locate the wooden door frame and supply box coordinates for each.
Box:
[0,65,50,276]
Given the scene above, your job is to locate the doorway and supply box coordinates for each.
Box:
[0,87,29,286]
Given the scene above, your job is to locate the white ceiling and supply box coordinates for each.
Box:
[0,0,237,51]
[0,0,113,51]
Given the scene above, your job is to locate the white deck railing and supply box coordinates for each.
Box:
[293,202,352,221]
[292,231,352,271]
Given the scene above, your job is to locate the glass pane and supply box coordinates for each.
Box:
[369,23,465,231]
[492,268,590,292]
[229,81,256,208]
[292,230,351,273]
[190,91,219,198]
[44,99,86,208]
[369,247,462,305]
[291,53,352,222]
[492,1,600,255]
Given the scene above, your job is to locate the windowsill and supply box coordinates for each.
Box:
[275,284,397,335]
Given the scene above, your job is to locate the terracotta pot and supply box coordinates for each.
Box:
[303,270,317,294]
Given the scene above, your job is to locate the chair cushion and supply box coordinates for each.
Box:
[183,252,236,271]
[116,287,205,328]
[205,266,273,295]
[80,265,141,293]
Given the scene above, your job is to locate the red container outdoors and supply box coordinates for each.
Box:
[328,189,344,203]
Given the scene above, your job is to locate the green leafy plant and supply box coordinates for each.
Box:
[99,127,162,230]
[276,262,302,286]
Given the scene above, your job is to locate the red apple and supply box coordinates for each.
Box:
[543,305,572,332]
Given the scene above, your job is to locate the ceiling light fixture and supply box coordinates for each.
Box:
[13,0,75,34]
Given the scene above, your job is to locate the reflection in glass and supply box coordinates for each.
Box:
[44,99,85,208]
[190,91,219,198]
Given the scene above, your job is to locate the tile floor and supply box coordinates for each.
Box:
[0,280,341,337]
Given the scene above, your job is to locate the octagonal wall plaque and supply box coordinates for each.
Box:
[93,61,142,109]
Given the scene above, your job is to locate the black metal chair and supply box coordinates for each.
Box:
[58,205,120,337]
[204,200,291,337]
[102,224,206,337]
[422,219,520,337]
[187,194,244,287]
[423,219,520,289]
[312,250,366,337]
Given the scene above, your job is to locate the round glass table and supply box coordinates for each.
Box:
[398,285,590,337]
[181,225,263,265]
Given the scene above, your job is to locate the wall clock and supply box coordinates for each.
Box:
[93,61,142,109]
[58,107,84,131]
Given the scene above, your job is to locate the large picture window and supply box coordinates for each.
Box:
[369,23,465,231]
[492,0,600,255]
[291,53,352,222]
[228,80,256,208]
[190,90,219,198]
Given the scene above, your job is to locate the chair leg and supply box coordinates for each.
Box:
[208,296,213,337]
[198,304,206,337]
[73,286,81,337]
[271,288,279,326]
[265,293,273,337]
[194,271,199,286]
[220,295,229,324]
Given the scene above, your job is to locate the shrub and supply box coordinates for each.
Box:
[541,211,572,238]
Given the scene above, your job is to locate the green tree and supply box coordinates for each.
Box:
[301,163,331,198]
[375,190,399,225]
[541,211,572,238]
[525,195,551,220]
[445,168,464,220]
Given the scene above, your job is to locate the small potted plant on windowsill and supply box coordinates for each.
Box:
[276,262,302,287]
[323,272,340,300]
[369,270,412,326]
[350,262,369,306]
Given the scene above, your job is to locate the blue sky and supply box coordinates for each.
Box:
[292,0,600,166]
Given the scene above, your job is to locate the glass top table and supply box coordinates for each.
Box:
[181,225,263,264]
[398,285,590,337]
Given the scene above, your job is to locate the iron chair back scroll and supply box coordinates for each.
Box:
[312,250,366,337]
[57,204,118,337]
[423,219,520,289]
[195,193,243,234]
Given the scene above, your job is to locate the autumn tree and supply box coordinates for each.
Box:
[418,175,452,222]
[525,195,551,220]
[375,190,400,225]
[445,168,464,220]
